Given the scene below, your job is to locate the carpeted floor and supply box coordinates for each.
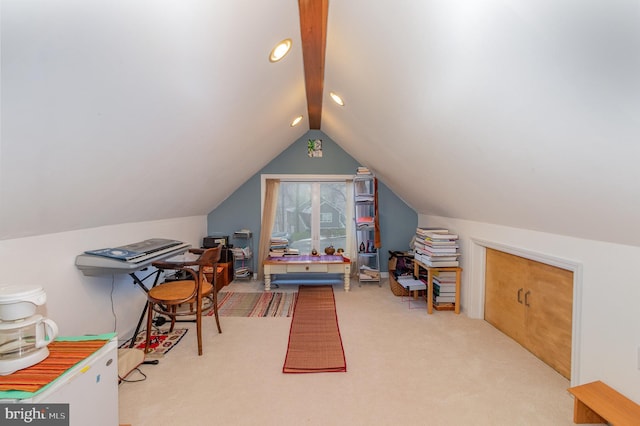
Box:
[118,279,575,425]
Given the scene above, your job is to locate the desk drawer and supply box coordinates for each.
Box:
[287,264,328,273]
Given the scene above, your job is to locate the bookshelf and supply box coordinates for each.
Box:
[231,230,253,279]
[354,171,380,285]
[413,260,462,314]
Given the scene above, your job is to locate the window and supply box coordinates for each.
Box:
[263,175,354,255]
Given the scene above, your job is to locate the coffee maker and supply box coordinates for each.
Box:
[0,284,58,375]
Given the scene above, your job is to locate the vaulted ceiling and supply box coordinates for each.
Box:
[1,1,639,246]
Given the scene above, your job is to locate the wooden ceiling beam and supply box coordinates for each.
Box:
[298,0,328,130]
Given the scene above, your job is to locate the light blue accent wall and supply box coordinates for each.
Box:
[206,130,417,271]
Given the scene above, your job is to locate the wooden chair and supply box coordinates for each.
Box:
[145,246,222,356]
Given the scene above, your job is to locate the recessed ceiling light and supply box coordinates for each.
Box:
[330,92,345,106]
[290,115,303,127]
[269,39,292,62]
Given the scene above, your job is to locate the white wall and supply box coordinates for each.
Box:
[0,216,206,343]
[420,214,640,402]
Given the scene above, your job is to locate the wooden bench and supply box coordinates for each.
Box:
[568,380,640,425]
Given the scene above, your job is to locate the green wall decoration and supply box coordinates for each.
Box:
[307,138,323,157]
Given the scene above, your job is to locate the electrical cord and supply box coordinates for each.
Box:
[110,274,117,332]
[119,367,147,383]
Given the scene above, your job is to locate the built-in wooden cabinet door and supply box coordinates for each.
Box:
[525,258,573,379]
[485,248,573,380]
[484,248,527,346]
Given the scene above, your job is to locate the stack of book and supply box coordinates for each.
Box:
[433,270,457,306]
[414,227,460,267]
[269,237,289,257]
[356,166,372,175]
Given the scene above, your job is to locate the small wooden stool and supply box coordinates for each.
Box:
[568,380,640,425]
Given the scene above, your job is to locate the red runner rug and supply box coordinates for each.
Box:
[283,285,346,373]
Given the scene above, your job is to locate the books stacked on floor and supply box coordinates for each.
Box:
[433,270,457,307]
[414,227,460,267]
[356,166,372,175]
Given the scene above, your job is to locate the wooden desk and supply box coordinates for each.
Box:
[263,255,351,292]
[413,260,462,314]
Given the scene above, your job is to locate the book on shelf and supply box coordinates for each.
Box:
[427,261,459,267]
[434,288,456,297]
[420,259,459,268]
[416,246,459,254]
[434,295,456,303]
[355,194,375,201]
[416,255,459,262]
[414,252,458,267]
[356,216,374,224]
[433,301,456,308]
[359,265,380,280]
[416,227,449,235]
[433,281,456,292]
[414,241,459,251]
[433,270,458,278]
[434,281,456,290]
[415,236,458,246]
[424,234,458,242]
[434,284,456,293]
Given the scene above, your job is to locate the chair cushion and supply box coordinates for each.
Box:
[148,280,213,304]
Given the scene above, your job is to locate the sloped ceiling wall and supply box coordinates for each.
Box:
[1,0,308,239]
[2,1,640,247]
[322,1,640,247]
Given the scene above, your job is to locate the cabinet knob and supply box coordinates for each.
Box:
[524,290,531,307]
[305,266,309,271]
[517,288,523,304]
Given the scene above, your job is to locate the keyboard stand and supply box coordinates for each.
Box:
[128,268,163,350]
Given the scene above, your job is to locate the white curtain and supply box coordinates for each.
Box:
[257,179,280,281]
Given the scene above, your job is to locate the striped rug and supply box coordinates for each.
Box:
[214,292,297,317]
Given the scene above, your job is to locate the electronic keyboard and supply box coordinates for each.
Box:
[75,238,191,276]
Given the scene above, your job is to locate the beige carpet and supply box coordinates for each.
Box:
[118,279,575,426]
